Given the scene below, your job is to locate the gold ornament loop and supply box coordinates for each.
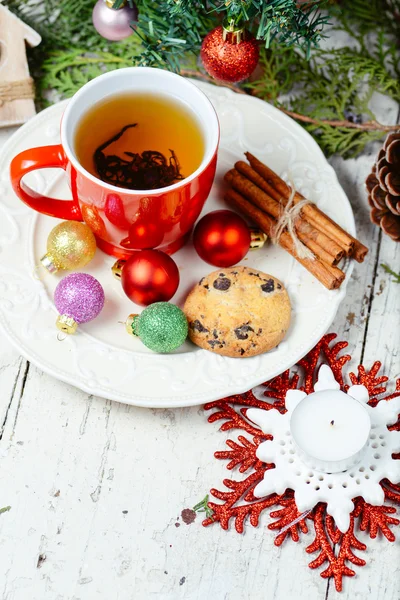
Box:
[112,259,126,280]
[56,315,78,335]
[105,0,127,8]
[222,18,245,44]
[125,313,139,336]
[32,264,47,281]
[40,253,59,274]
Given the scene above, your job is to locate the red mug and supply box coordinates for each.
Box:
[10,67,219,258]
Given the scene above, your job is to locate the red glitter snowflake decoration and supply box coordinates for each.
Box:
[203,334,400,592]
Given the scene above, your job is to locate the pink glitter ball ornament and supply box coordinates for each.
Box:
[92,0,138,41]
[54,273,105,334]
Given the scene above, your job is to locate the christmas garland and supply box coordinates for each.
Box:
[3,0,400,157]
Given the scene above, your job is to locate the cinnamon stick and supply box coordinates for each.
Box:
[235,161,345,265]
[225,189,345,290]
[225,169,344,267]
[307,211,368,263]
[245,152,367,260]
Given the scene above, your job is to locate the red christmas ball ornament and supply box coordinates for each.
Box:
[200,21,259,83]
[121,249,180,306]
[193,210,251,267]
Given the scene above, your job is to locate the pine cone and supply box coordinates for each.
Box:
[366,131,400,242]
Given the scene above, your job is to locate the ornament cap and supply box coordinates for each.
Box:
[105,0,126,8]
[40,253,58,274]
[249,228,268,250]
[112,259,126,280]
[56,314,78,335]
[222,18,245,44]
[126,313,139,336]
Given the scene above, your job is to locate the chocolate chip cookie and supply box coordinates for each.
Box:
[183,266,291,358]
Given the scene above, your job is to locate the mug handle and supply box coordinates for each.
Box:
[10,144,82,220]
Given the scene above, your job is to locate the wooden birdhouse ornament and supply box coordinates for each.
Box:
[0,4,41,127]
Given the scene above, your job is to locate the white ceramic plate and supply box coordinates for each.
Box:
[0,81,355,407]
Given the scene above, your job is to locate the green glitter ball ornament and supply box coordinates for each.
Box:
[126,302,188,353]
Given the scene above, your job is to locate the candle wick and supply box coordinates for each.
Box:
[330,419,335,426]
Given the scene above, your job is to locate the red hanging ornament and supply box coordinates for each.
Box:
[121,249,180,306]
[193,209,261,267]
[200,21,259,83]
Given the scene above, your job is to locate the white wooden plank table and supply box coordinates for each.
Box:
[0,96,399,600]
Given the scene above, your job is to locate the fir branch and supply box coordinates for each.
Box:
[131,0,212,70]
[213,0,330,56]
[249,34,400,157]
[332,0,400,39]
[39,48,137,102]
[279,111,399,133]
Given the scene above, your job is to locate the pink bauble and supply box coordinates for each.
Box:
[54,273,105,324]
[92,0,138,41]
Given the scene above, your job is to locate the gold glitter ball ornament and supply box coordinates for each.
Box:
[40,221,97,273]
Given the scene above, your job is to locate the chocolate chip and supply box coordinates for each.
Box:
[240,348,246,355]
[219,273,225,277]
[199,277,205,285]
[213,277,231,291]
[249,272,261,278]
[261,279,275,293]
[277,283,282,289]
[204,284,209,290]
[234,324,254,340]
[190,320,209,333]
[207,340,224,349]
[213,329,218,339]
[231,271,238,275]
[257,328,263,335]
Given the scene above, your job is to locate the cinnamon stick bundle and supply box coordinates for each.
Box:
[245,152,368,262]
[225,189,345,290]
[225,169,345,266]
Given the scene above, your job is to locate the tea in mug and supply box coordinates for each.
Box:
[74,92,205,191]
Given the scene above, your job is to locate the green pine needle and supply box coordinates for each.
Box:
[193,495,214,519]
[381,264,400,284]
[0,506,11,515]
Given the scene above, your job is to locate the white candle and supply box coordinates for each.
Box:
[290,389,371,473]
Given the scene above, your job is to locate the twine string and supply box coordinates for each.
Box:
[0,78,35,105]
[271,179,315,261]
